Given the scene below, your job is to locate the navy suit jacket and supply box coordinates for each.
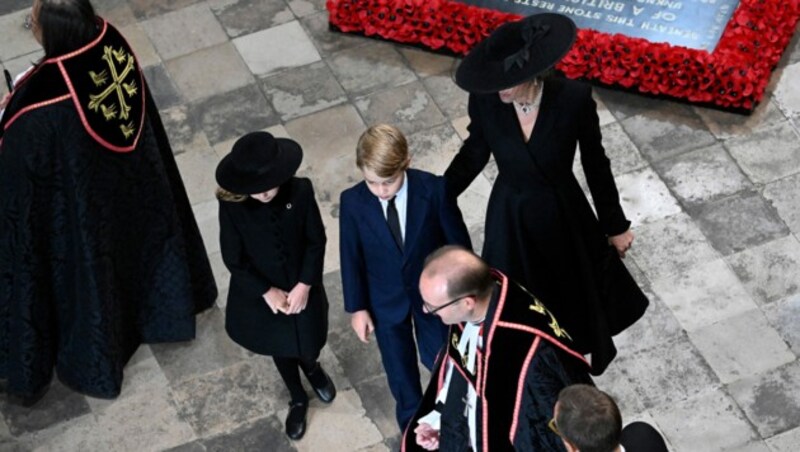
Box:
[339,169,472,325]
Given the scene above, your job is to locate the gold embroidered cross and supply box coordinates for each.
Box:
[87,46,137,127]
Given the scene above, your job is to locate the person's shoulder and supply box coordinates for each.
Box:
[340,180,367,204]
[407,168,446,192]
[549,77,592,100]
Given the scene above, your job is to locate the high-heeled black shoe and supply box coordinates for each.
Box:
[305,363,336,404]
[285,400,308,440]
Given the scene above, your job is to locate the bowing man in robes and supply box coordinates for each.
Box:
[0,0,216,403]
[403,246,592,452]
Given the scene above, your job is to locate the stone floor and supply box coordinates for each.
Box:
[2,1,800,451]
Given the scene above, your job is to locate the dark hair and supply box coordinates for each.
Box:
[424,245,495,300]
[38,0,98,58]
[556,385,622,452]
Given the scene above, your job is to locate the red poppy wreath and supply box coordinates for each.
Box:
[327,0,800,112]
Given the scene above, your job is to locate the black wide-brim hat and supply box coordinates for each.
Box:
[455,13,577,94]
[215,131,303,194]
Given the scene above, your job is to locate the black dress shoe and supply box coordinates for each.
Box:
[306,364,336,404]
[285,401,308,440]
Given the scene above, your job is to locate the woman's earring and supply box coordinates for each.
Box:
[23,14,33,30]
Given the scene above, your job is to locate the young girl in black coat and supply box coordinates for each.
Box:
[215,131,335,441]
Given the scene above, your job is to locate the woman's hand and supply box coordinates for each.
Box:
[284,282,310,315]
[263,287,288,314]
[608,230,634,259]
[0,93,10,109]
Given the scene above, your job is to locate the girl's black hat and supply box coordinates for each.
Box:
[216,131,302,194]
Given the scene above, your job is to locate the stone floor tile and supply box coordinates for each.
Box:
[193,199,221,256]
[652,143,753,207]
[407,123,462,175]
[763,173,800,234]
[144,64,183,110]
[2,50,43,82]
[0,379,91,436]
[766,426,800,452]
[593,361,647,416]
[619,106,717,162]
[175,137,220,205]
[773,62,800,117]
[209,0,294,38]
[159,104,198,155]
[300,11,369,58]
[165,440,207,452]
[0,9,39,62]
[650,259,757,332]
[188,83,278,146]
[208,251,230,292]
[594,86,658,121]
[291,389,384,452]
[95,0,136,27]
[129,0,204,19]
[166,42,254,103]
[695,99,786,140]
[0,0,28,15]
[629,212,719,278]
[728,360,800,438]
[614,167,682,227]
[612,287,685,356]
[689,309,795,384]
[726,235,800,306]
[354,81,447,136]
[327,42,417,97]
[234,21,321,77]
[452,115,470,139]
[457,174,493,232]
[596,122,648,176]
[287,0,326,17]
[763,294,800,357]
[357,443,392,452]
[619,335,719,410]
[324,271,349,333]
[171,359,285,438]
[422,74,468,119]
[353,376,402,440]
[24,387,195,451]
[119,22,161,69]
[399,47,457,78]
[259,61,347,121]
[652,388,760,452]
[725,121,800,184]
[151,307,247,385]
[140,3,228,61]
[692,191,790,256]
[593,95,617,127]
[202,415,292,452]
[325,328,387,387]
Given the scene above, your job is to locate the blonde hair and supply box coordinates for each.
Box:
[356,124,410,177]
[215,187,248,202]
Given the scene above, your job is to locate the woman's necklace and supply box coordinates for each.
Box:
[513,82,543,116]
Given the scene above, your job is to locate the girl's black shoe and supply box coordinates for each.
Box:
[286,400,308,440]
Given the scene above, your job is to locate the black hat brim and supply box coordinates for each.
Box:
[455,13,577,94]
[216,137,302,195]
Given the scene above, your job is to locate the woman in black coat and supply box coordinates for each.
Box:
[445,13,648,375]
[216,132,335,440]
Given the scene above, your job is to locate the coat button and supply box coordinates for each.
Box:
[286,203,292,210]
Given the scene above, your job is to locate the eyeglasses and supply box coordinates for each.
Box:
[423,294,472,315]
[548,418,560,436]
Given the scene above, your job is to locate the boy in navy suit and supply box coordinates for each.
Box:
[339,124,472,430]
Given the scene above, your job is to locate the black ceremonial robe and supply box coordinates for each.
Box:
[0,19,216,401]
[402,270,592,452]
[445,78,648,375]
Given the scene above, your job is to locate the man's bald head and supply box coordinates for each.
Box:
[422,246,494,302]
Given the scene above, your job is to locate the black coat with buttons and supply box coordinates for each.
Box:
[219,177,328,359]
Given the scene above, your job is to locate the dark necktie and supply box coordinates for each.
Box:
[386,196,403,249]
